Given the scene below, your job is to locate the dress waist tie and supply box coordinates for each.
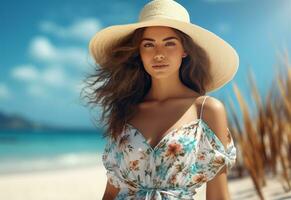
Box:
[138,186,196,200]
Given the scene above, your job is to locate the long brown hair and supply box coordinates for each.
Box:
[81,26,213,141]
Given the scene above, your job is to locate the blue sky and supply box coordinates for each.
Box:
[0,0,290,129]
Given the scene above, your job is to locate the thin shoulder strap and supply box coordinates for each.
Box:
[199,96,209,120]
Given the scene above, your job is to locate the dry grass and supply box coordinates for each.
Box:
[227,49,291,200]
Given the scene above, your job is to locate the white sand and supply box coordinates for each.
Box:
[229,175,291,200]
[0,164,205,200]
[0,165,290,200]
[0,165,106,200]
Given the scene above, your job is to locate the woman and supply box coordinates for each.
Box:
[84,0,239,199]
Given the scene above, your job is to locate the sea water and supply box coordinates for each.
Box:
[0,128,106,174]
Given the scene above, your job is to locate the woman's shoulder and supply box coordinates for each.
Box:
[195,95,224,109]
[197,95,230,149]
[195,95,227,122]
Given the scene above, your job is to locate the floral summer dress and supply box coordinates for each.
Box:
[102,96,237,200]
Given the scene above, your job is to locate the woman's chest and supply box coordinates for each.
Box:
[127,100,199,149]
[118,122,201,163]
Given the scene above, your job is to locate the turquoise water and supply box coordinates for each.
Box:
[0,129,106,174]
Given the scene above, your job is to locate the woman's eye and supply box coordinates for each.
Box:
[142,42,175,48]
[166,42,176,46]
[143,43,154,48]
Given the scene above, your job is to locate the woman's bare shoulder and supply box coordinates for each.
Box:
[195,95,224,110]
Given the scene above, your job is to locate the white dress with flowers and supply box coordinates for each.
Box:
[102,96,237,200]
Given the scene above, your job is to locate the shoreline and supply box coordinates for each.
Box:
[0,163,103,176]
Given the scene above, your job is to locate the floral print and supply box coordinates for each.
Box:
[102,118,237,200]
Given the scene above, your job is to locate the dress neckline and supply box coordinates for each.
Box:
[126,118,203,151]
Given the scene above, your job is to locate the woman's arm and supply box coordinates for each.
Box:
[199,97,232,200]
[206,166,231,200]
[102,180,120,200]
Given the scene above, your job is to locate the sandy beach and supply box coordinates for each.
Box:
[0,164,290,200]
[0,164,206,200]
[0,165,106,200]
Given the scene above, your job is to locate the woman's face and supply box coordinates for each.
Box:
[139,26,187,78]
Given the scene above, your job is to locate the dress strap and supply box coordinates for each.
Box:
[199,96,209,120]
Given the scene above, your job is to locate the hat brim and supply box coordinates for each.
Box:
[89,18,239,93]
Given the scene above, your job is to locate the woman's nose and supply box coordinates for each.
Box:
[153,54,165,61]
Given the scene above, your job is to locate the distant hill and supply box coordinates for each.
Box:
[0,112,96,131]
[0,112,44,130]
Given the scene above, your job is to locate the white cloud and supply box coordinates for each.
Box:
[26,84,48,98]
[28,36,88,68]
[39,18,101,41]
[28,37,56,61]
[0,83,11,99]
[10,64,86,103]
[42,66,67,87]
[11,64,70,88]
[11,65,48,98]
[15,18,97,99]
[11,65,39,81]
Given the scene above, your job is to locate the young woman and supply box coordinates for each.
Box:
[85,0,239,199]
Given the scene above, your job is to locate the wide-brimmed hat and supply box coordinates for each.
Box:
[89,0,239,93]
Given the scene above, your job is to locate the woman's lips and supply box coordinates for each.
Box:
[152,64,169,69]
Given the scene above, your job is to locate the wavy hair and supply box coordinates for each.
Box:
[81,27,213,141]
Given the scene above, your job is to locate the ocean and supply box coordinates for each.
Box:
[0,129,106,174]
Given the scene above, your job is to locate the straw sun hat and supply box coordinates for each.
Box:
[89,0,239,93]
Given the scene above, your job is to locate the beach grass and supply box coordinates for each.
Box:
[227,49,291,200]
